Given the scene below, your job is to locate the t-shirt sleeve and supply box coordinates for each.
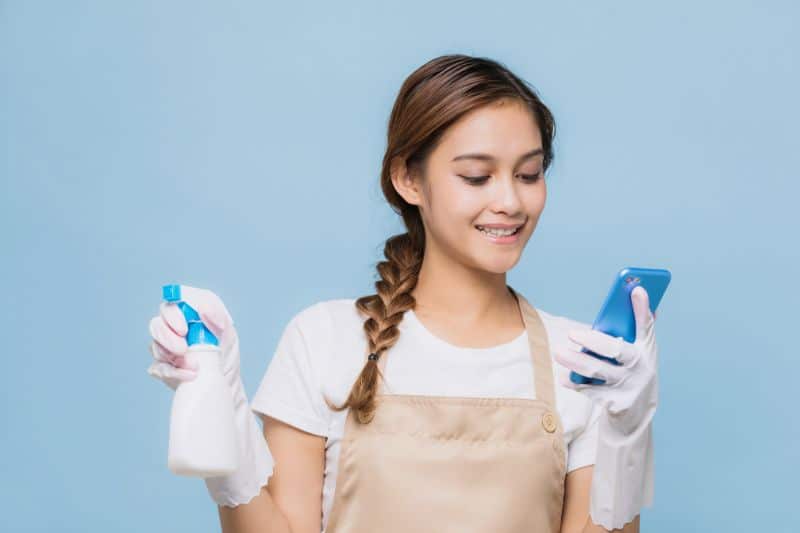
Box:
[250,305,331,437]
[566,400,602,473]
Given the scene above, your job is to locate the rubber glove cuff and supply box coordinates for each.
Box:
[204,369,275,507]
[589,406,655,529]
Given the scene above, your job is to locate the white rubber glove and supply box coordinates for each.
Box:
[553,285,658,530]
[148,285,274,507]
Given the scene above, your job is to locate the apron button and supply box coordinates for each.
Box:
[542,412,557,433]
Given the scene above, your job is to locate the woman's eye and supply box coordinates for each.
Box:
[459,173,543,185]
[459,175,491,185]
[521,173,543,182]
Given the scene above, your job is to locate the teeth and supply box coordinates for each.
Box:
[477,226,518,237]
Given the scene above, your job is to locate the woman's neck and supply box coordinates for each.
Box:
[409,254,521,331]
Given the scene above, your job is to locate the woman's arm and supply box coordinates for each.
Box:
[218,414,326,533]
[560,466,640,533]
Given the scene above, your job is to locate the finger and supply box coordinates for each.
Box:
[147,360,197,388]
[147,360,196,381]
[553,346,627,385]
[555,363,587,391]
[567,328,623,359]
[149,316,188,355]
[614,339,641,367]
[160,301,187,336]
[146,361,179,390]
[149,340,170,363]
[149,341,197,370]
[631,285,654,341]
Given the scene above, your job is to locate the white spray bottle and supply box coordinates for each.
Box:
[163,284,239,477]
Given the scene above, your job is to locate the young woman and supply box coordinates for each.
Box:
[148,54,659,533]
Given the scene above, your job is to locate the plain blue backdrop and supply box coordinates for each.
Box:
[2,1,797,531]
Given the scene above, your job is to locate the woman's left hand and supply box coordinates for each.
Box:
[554,285,658,435]
[552,285,659,530]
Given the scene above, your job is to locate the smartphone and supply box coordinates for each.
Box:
[570,267,672,385]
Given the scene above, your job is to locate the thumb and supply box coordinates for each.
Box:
[631,285,654,342]
[175,284,234,337]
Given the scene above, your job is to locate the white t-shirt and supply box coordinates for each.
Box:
[251,298,602,531]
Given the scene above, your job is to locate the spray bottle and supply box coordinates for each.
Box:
[163,284,239,477]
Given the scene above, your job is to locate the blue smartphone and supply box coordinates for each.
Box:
[570,267,672,385]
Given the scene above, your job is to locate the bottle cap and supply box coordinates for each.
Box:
[162,284,219,347]
[162,284,182,303]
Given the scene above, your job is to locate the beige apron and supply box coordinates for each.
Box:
[325,286,566,533]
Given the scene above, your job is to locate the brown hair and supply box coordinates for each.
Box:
[324,54,556,424]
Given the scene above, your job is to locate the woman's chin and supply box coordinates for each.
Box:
[473,252,522,274]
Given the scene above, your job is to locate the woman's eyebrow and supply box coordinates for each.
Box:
[451,148,544,163]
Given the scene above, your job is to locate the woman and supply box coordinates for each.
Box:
[148,54,659,532]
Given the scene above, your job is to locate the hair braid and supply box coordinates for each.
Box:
[326,231,423,424]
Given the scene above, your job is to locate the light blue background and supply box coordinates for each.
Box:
[2,1,797,531]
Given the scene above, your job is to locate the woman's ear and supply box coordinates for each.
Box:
[390,156,424,207]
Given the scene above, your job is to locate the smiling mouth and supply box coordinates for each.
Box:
[474,223,524,236]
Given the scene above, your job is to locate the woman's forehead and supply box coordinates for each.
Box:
[434,103,543,162]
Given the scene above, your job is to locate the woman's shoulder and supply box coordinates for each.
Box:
[286,297,373,404]
[288,297,363,339]
[283,297,367,370]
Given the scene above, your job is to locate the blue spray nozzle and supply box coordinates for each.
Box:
[162,284,182,303]
[161,284,219,347]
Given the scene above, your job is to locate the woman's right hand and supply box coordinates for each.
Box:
[147,285,238,391]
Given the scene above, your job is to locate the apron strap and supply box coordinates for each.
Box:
[508,285,557,409]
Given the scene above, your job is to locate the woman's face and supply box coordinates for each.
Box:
[395,98,547,274]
